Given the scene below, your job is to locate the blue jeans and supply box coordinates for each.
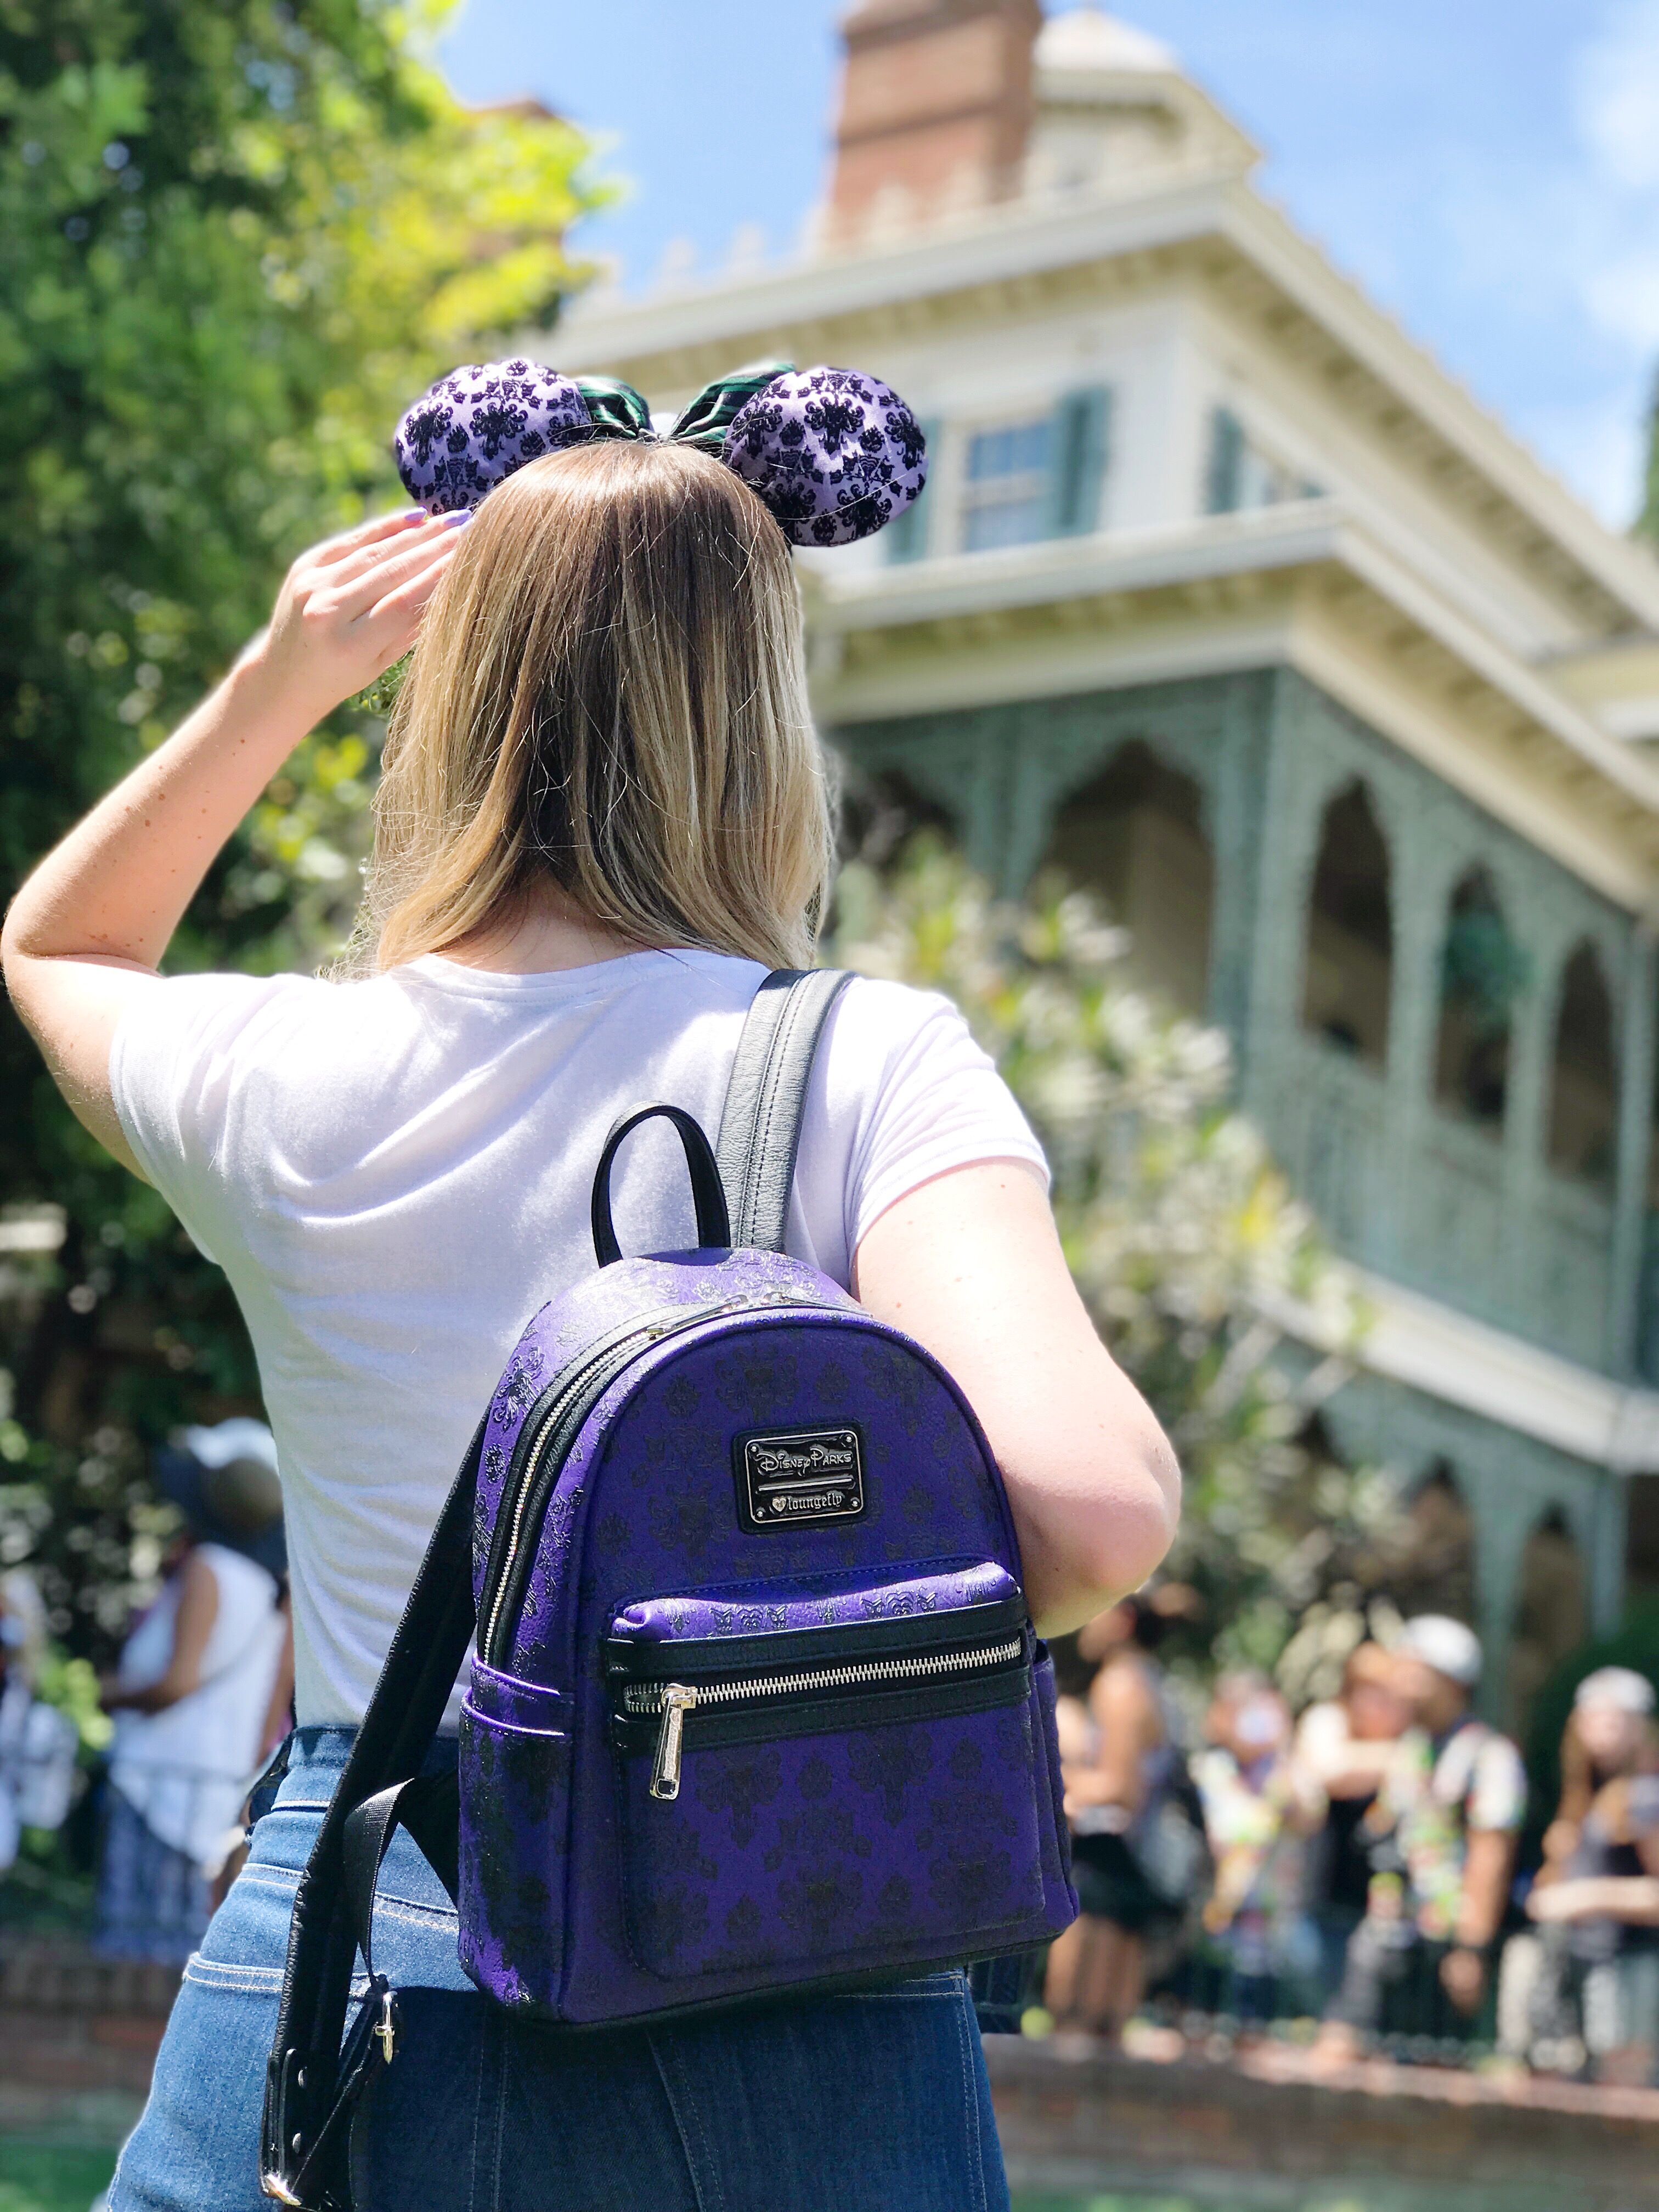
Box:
[110,1727,1009,2212]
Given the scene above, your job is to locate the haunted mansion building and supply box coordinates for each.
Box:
[545,3,1659,1714]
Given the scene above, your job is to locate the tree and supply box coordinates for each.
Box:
[830,840,1401,1671]
[0,0,599,1650]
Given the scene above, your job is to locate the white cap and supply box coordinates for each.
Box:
[180,1418,277,1471]
[1397,1615,1482,1688]
[1575,1666,1656,1717]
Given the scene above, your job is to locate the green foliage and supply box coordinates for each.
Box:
[0,0,599,1654]
[832,842,1401,1668]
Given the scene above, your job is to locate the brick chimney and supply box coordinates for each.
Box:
[826,0,1044,241]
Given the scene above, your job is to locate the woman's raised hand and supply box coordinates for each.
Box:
[247,506,467,727]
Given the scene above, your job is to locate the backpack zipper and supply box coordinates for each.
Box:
[480,1292,838,1666]
[625,1633,1026,1801]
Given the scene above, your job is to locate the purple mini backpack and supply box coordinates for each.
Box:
[263,970,1077,2210]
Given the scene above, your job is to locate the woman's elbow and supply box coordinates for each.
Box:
[1084,1455,1180,1599]
[1026,1437,1181,1632]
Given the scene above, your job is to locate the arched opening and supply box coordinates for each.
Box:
[1390,1462,1477,1627]
[1043,741,1214,1014]
[833,759,957,872]
[1547,940,1618,1192]
[1301,782,1393,1066]
[1627,1471,1659,1606]
[1434,871,1525,1133]
[1509,1509,1587,1737]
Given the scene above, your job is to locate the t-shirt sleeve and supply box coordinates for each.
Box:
[1466,1733,1527,1832]
[797,978,1048,1280]
[109,971,297,1266]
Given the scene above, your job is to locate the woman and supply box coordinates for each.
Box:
[1294,1641,1413,2007]
[97,1510,286,1963]
[3,364,1177,2211]
[1528,1667,1659,2084]
[1192,1674,1321,2024]
[1045,1593,1190,2040]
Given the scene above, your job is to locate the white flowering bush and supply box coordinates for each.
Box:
[832,840,1401,1669]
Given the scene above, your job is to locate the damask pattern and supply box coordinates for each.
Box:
[452,1242,1075,2025]
[723,368,928,548]
[393,361,593,514]
[393,359,926,546]
[610,1561,1015,1646]
[618,1708,1046,1983]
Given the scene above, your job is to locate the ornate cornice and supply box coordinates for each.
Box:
[541,173,1659,638]
[806,505,1659,906]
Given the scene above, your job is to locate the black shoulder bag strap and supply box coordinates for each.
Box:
[716,968,852,1251]
[259,1415,483,2211]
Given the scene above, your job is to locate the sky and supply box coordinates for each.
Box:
[436,1,1659,529]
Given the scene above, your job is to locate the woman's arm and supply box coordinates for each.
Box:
[1528,1874,1659,1925]
[103,1549,220,1714]
[856,1163,1179,1633]
[2,509,463,1174]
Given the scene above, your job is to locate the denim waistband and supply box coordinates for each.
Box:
[267,1725,459,1813]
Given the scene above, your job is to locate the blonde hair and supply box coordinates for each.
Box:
[359,439,834,973]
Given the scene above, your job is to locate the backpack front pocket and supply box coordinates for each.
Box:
[607,1565,1049,1982]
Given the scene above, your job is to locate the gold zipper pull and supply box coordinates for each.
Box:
[650,1684,698,1801]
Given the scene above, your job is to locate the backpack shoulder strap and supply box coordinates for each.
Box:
[716,968,852,1252]
[260,1419,482,2211]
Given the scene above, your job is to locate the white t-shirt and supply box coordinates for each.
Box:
[111,949,1046,1724]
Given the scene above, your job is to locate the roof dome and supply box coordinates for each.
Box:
[1035,7,1178,76]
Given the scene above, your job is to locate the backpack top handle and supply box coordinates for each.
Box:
[590,1102,732,1267]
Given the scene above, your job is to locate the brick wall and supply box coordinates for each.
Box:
[985,2033,1659,2212]
[0,1942,175,2139]
[9,1943,1659,2206]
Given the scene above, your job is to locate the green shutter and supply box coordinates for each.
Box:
[1047,385,1111,538]
[1205,406,1244,514]
[885,416,940,563]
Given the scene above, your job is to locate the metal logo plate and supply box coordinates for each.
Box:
[736,1425,866,1532]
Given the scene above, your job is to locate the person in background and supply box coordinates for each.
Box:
[94,1420,288,1962]
[1046,1593,1187,2040]
[1295,1642,1414,2008]
[1527,1667,1659,2084]
[1193,1673,1322,2022]
[0,1571,78,1874]
[1323,1616,1525,2054]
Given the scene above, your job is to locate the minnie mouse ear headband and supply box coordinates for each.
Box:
[393,357,927,549]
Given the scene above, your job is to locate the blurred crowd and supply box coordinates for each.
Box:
[6,1430,1659,2095]
[1047,1593,1659,2085]
[0,1420,292,1962]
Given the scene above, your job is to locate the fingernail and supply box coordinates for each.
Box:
[398,506,428,522]
[441,507,473,526]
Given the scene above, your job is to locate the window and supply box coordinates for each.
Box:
[960,418,1053,551]
[1205,405,1321,515]
[1301,781,1393,1066]
[1434,871,1526,1134]
[1547,940,1617,1191]
[1044,743,1214,1015]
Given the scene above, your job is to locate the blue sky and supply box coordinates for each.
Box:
[436,1,1659,527]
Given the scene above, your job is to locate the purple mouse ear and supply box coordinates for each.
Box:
[721,367,928,547]
[393,360,595,514]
